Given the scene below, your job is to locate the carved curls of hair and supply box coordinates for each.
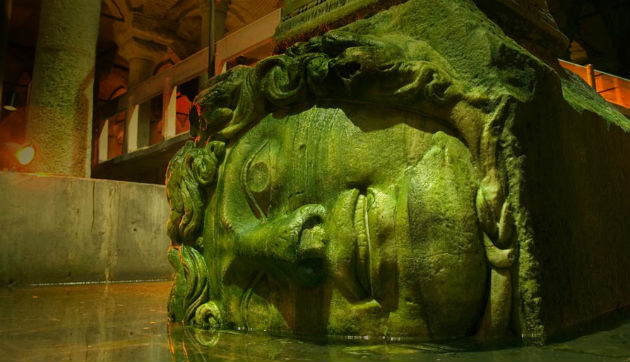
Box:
[166,141,225,247]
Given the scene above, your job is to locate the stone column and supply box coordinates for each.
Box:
[199,0,229,87]
[25,0,101,177]
[0,0,11,110]
[117,37,165,152]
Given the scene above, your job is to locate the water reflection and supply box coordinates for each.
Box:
[0,282,627,362]
[168,323,476,362]
[167,319,630,362]
[0,282,173,362]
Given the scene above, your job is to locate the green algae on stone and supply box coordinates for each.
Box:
[165,0,630,345]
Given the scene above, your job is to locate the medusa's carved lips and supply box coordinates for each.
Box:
[353,190,372,297]
[347,185,397,306]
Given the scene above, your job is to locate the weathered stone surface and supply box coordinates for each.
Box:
[0,172,172,286]
[25,0,101,177]
[165,0,629,344]
[275,0,407,49]
[473,0,569,60]
[520,75,630,339]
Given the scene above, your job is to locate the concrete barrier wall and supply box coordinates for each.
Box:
[0,172,172,286]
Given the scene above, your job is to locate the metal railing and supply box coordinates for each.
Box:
[95,9,282,165]
[94,16,628,167]
[559,59,630,113]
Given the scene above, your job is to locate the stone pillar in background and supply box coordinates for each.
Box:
[25,0,101,177]
[199,0,229,87]
[117,37,165,152]
[472,0,568,61]
[0,0,11,110]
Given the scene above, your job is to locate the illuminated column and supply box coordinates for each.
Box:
[199,0,229,87]
[118,37,165,152]
[25,0,101,177]
[0,0,11,110]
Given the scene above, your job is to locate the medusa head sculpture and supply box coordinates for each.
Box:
[165,29,518,342]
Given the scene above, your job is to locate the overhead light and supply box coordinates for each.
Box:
[3,92,17,112]
[15,144,35,165]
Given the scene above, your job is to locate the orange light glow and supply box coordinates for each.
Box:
[15,145,35,165]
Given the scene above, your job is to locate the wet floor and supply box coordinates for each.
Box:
[0,282,628,362]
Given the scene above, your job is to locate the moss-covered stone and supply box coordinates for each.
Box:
[165,0,629,345]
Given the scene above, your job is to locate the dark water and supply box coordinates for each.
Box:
[0,282,627,362]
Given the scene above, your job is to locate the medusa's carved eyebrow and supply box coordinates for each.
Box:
[240,140,271,220]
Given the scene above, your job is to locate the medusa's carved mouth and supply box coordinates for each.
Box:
[353,190,372,298]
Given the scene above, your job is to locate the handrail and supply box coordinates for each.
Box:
[214,9,281,75]
[95,14,626,168]
[559,59,630,111]
[100,48,210,120]
[95,8,282,165]
[99,9,282,121]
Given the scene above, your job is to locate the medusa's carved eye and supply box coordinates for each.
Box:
[241,140,274,220]
[247,162,270,193]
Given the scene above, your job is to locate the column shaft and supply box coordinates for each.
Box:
[26,0,101,177]
[127,57,155,150]
[0,0,11,109]
[200,0,229,87]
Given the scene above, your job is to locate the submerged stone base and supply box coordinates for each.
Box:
[521,75,630,339]
[165,0,629,344]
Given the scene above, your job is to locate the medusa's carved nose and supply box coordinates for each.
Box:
[235,204,328,286]
[297,222,327,261]
[273,204,326,261]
